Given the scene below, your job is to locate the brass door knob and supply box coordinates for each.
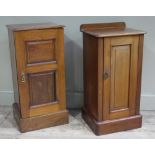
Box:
[21,72,26,83]
[103,72,110,80]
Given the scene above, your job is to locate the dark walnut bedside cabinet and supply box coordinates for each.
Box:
[7,23,69,132]
[80,22,145,135]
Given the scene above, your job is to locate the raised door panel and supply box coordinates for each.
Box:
[110,45,130,112]
[26,39,56,65]
[14,28,66,118]
[28,71,56,107]
[103,36,139,120]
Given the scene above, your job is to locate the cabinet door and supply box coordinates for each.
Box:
[14,28,66,118]
[103,36,139,120]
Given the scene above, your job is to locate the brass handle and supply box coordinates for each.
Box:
[103,71,110,80]
[21,72,26,83]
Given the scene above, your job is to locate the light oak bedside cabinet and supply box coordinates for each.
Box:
[7,23,69,132]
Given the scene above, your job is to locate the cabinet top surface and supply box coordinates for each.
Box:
[7,23,64,31]
[80,22,146,37]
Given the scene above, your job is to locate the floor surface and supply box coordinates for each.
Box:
[0,106,155,139]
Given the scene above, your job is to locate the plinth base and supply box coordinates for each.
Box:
[13,103,69,133]
[82,109,142,136]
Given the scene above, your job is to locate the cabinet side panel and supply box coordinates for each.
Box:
[8,30,20,105]
[83,33,99,120]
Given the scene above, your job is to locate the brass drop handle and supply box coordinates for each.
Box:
[21,72,26,83]
[103,71,110,80]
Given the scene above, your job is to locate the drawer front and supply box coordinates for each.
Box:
[103,36,139,120]
[14,28,66,118]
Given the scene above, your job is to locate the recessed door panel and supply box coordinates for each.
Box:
[103,36,139,120]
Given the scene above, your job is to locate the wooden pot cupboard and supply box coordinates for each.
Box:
[80,22,145,135]
[7,23,69,132]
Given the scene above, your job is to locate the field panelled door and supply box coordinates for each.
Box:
[14,28,66,118]
[103,36,139,120]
